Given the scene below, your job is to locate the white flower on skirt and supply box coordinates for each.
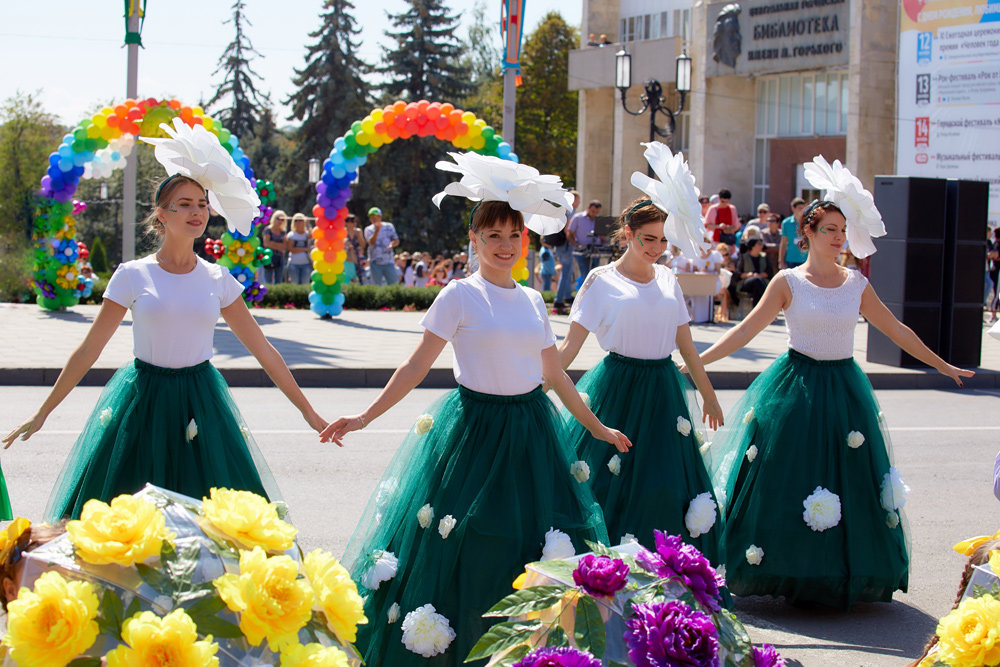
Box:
[886,511,900,529]
[685,492,717,538]
[877,411,886,422]
[676,416,692,436]
[387,602,400,624]
[579,392,591,408]
[186,418,198,442]
[716,564,727,580]
[570,460,590,483]
[542,527,575,561]
[401,604,456,657]
[743,407,755,424]
[239,425,250,441]
[414,414,434,435]
[607,454,622,476]
[847,431,866,449]
[746,445,758,462]
[438,515,457,539]
[417,504,434,529]
[745,545,764,565]
[363,550,398,590]
[802,486,842,532]
[880,467,910,511]
[620,533,638,545]
[98,408,113,427]
[695,429,706,445]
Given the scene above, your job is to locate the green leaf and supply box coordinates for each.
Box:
[532,559,576,583]
[574,595,606,659]
[135,562,174,597]
[465,619,542,662]
[191,613,244,639]
[584,540,617,558]
[184,594,226,619]
[545,624,568,647]
[124,595,142,621]
[96,589,125,641]
[713,608,753,663]
[484,586,568,617]
[495,644,532,666]
[67,658,102,667]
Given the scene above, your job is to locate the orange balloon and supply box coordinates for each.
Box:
[426,102,441,119]
[449,110,463,125]
[335,228,347,240]
[455,122,468,135]
[316,239,331,251]
[386,125,400,140]
[393,100,406,114]
[312,205,324,218]
[324,249,338,262]
[440,102,455,116]
[312,228,324,240]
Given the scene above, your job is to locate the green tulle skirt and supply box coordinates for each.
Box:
[707,349,909,609]
[0,470,11,521]
[343,386,608,667]
[565,353,723,565]
[45,359,282,520]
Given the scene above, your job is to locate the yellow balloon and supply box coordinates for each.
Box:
[86,125,101,139]
[356,131,370,146]
[331,261,344,274]
[471,135,486,150]
[361,119,375,134]
[336,250,347,263]
[192,106,205,116]
[370,135,384,148]
[101,106,114,116]
[92,114,106,128]
[310,248,324,264]
[322,272,338,285]
[202,117,215,130]
[371,109,384,122]
[473,118,486,130]
[314,260,331,273]
[461,111,476,124]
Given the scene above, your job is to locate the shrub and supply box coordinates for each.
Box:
[0,244,33,303]
[89,236,109,273]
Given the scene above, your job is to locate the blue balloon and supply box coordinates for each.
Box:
[308,292,321,305]
[309,302,327,316]
[510,152,519,163]
[58,158,73,172]
[334,293,345,307]
[355,155,367,167]
[334,137,347,151]
[332,166,346,179]
[328,304,342,317]
[48,153,60,167]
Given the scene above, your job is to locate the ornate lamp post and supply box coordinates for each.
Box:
[308,158,321,184]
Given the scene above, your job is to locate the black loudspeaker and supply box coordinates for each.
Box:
[941,179,988,366]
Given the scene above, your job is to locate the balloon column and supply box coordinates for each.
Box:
[33,98,271,310]
[205,179,278,304]
[310,99,521,317]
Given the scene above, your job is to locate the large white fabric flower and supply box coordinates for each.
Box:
[99,407,113,427]
[676,416,692,436]
[880,467,910,511]
[570,460,591,483]
[414,414,434,435]
[417,504,434,529]
[431,152,573,235]
[438,515,457,539]
[802,155,886,259]
[139,118,260,235]
[362,550,398,590]
[802,486,842,532]
[685,492,717,538]
[847,431,866,449]
[607,454,622,476]
[401,604,456,657]
[630,142,708,259]
[745,545,764,565]
[542,528,575,561]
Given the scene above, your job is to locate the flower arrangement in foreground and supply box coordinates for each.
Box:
[0,485,366,666]
[467,530,783,666]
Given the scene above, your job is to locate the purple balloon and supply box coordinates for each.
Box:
[53,191,71,203]
[316,181,328,195]
[40,175,52,190]
[323,206,338,218]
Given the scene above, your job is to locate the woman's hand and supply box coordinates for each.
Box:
[939,363,975,387]
[589,425,633,453]
[319,415,366,447]
[303,409,329,435]
[2,413,47,449]
[677,363,689,374]
[702,398,725,430]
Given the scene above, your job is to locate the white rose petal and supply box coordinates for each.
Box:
[239,425,250,441]
[743,407,755,424]
[877,411,886,422]
[579,392,591,408]
[695,429,706,445]
[886,511,900,529]
[570,460,590,483]
[847,431,866,449]
[186,418,198,442]
[542,527,575,561]
[880,467,910,511]
[363,550,398,590]
[417,504,434,529]
[746,445,758,462]
[99,407,113,427]
[607,454,622,476]
[676,416,692,436]
[716,564,727,580]
[414,414,434,435]
[685,492,717,538]
[387,602,400,624]
[745,545,764,565]
[619,533,638,545]
[401,604,456,658]
[802,486,842,532]
[438,515,457,539]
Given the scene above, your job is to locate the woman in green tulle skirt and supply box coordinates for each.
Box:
[698,198,973,608]
[4,173,327,519]
[322,199,631,666]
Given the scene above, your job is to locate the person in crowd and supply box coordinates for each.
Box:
[451,252,468,280]
[364,207,400,286]
[587,32,599,47]
[704,189,740,245]
[538,244,556,291]
[79,262,94,280]
[261,210,288,284]
[425,262,449,287]
[412,251,429,288]
[358,257,372,284]
[699,195,712,219]
[286,213,313,285]
[744,203,770,235]
[715,242,734,322]
[761,212,783,275]
[568,199,604,281]
[399,252,414,287]
[344,213,366,284]
[731,238,769,307]
[987,226,1000,322]
[546,190,579,315]
[779,197,808,269]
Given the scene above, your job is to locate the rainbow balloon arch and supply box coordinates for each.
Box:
[308,99,523,317]
[33,98,275,311]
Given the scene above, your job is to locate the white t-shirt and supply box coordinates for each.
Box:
[103,255,246,368]
[570,263,691,359]
[420,272,556,395]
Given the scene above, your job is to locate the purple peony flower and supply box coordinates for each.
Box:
[572,553,630,597]
[513,646,602,667]
[636,531,723,612]
[624,600,719,667]
[752,643,786,667]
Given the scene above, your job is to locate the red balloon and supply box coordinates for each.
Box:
[405,120,419,135]
[435,116,450,130]
[312,204,324,218]
[417,123,433,137]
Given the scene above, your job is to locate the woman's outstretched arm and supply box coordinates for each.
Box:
[698,273,790,367]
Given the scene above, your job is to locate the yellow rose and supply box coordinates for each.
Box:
[280,642,350,667]
[303,549,367,643]
[201,488,296,553]
[105,609,219,667]
[989,549,1000,577]
[213,547,313,651]
[0,517,30,563]
[937,593,1000,667]
[67,494,175,566]
[3,571,100,667]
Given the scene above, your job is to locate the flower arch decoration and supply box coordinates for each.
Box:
[308,99,519,317]
[33,98,275,311]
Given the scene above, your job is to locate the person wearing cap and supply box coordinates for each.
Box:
[364,206,400,286]
[568,199,604,282]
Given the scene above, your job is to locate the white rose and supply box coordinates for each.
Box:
[570,460,590,483]
[607,454,621,476]
[880,467,909,511]
[802,486,842,532]
[579,392,591,408]
[387,602,400,624]
[99,407,113,427]
[401,604,456,657]
[746,445,758,462]
[619,533,638,545]
[363,550,398,590]
[438,515,457,539]
[676,416,692,436]
[186,418,198,442]
[745,545,764,565]
[685,492,717,538]
[847,431,865,449]
[886,511,900,529]
[743,407,755,424]
[417,504,434,529]
[542,528,575,561]
[414,414,434,435]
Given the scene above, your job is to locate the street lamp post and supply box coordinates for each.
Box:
[308,158,321,184]
[615,48,692,174]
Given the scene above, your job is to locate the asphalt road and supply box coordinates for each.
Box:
[2,386,998,666]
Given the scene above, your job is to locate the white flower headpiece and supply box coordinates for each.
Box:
[803,155,886,259]
[630,142,709,258]
[431,152,574,235]
[140,117,261,236]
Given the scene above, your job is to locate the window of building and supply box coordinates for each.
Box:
[619,8,688,42]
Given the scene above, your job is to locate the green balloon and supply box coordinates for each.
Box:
[482,127,495,140]
[310,270,321,283]
[329,282,342,295]
[321,293,335,305]
[38,296,60,310]
[351,120,363,133]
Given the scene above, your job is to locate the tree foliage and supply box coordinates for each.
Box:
[206,0,270,141]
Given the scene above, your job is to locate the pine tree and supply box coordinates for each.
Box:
[206,0,270,142]
[461,0,502,126]
[243,105,283,180]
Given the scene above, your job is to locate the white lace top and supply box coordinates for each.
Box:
[782,268,869,360]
